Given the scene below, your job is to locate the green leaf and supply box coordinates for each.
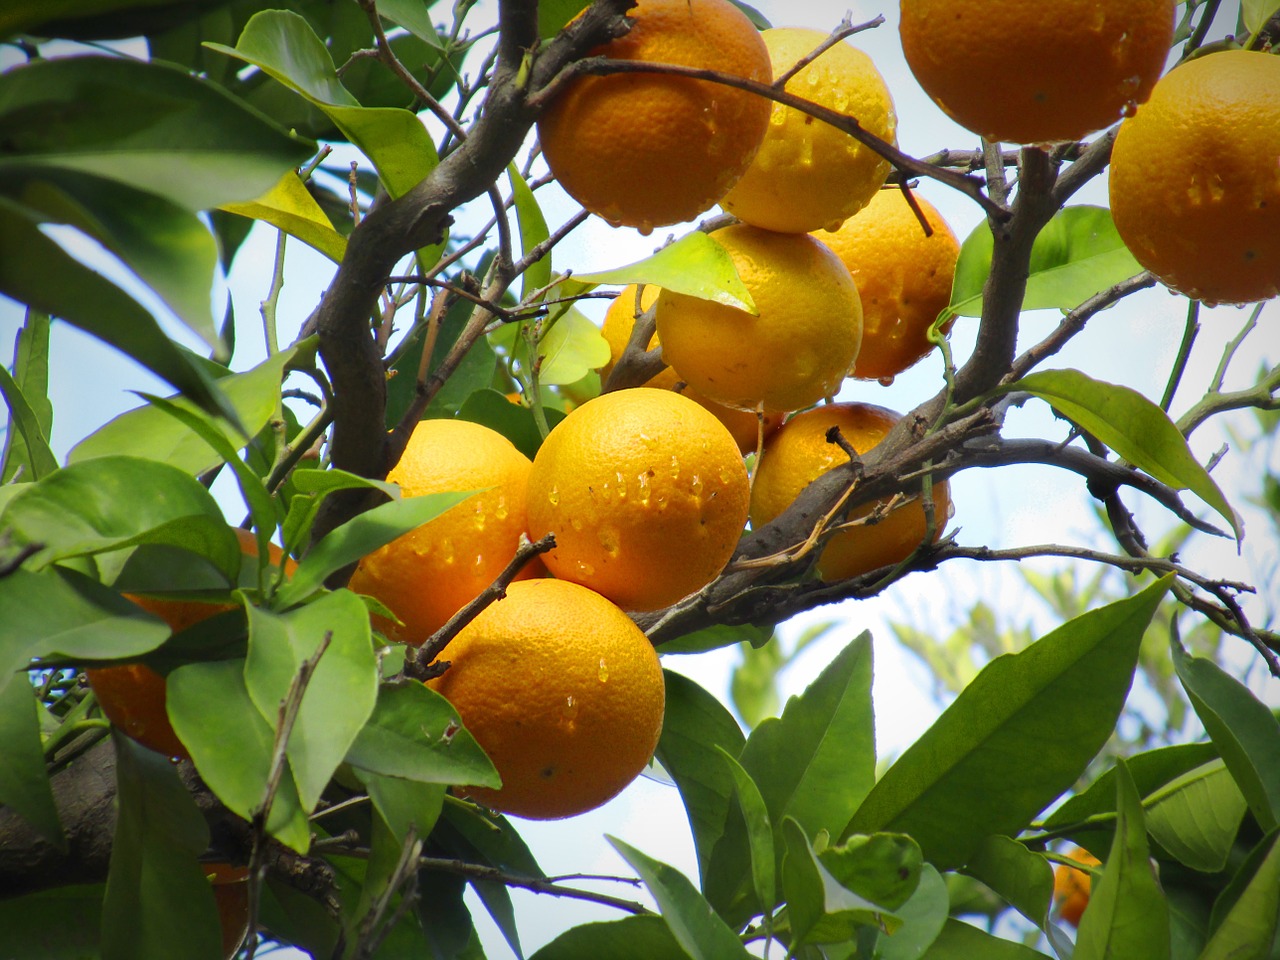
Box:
[1244,0,1280,33]
[0,674,62,848]
[920,919,1052,959]
[659,621,773,656]
[509,165,551,300]
[1174,641,1280,832]
[374,0,450,46]
[344,680,499,789]
[1145,760,1248,873]
[166,658,311,852]
[279,466,398,560]
[456,389,567,460]
[1008,369,1241,539]
[220,169,346,262]
[354,770,446,846]
[949,206,1143,317]
[531,307,612,386]
[577,232,757,313]
[530,915,690,960]
[818,833,922,914]
[0,352,58,483]
[1200,830,1280,960]
[1074,760,1171,960]
[101,734,222,960]
[875,864,949,960]
[537,0,591,38]
[70,346,300,477]
[274,489,473,608]
[653,669,746,885]
[390,296,498,426]
[716,747,776,922]
[1,307,55,484]
[847,578,1169,869]
[608,836,753,960]
[963,835,1054,927]
[0,198,230,418]
[0,884,103,959]
[0,55,314,211]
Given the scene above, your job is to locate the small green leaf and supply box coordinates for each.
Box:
[716,747,776,921]
[577,232,757,313]
[0,309,53,484]
[354,770,446,846]
[1008,369,1241,539]
[1145,760,1248,873]
[847,578,1169,869]
[920,919,1052,959]
[532,307,612,385]
[1074,760,1171,960]
[949,206,1143,317]
[509,165,551,300]
[0,352,58,482]
[963,836,1054,927]
[1174,641,1280,832]
[280,466,398,560]
[529,916,689,959]
[1200,830,1280,959]
[818,834,922,914]
[0,674,62,847]
[220,170,346,262]
[608,836,753,960]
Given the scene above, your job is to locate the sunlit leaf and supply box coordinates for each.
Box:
[220,170,346,262]
[576,232,757,313]
[1243,0,1280,33]
[532,307,612,386]
[510,165,551,300]
[1144,760,1248,873]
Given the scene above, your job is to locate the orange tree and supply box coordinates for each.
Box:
[0,1,1279,958]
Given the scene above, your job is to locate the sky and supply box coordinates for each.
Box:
[1,0,1276,956]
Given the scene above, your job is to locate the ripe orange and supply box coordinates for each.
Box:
[750,403,951,581]
[720,27,898,234]
[537,0,771,232]
[900,0,1174,144]
[1109,50,1280,305]
[348,419,538,645]
[205,862,251,959]
[87,529,294,760]
[526,387,751,611]
[654,224,862,413]
[600,283,783,454]
[820,188,960,383]
[426,578,665,819]
[1053,847,1101,927]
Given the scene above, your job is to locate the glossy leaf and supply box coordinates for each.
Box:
[1008,369,1240,539]
[1074,761,1171,960]
[531,307,612,385]
[101,734,222,960]
[920,919,1052,959]
[847,578,1168,869]
[509,165,551,300]
[0,675,62,847]
[963,835,1054,927]
[875,864,948,960]
[355,770,447,846]
[781,818,898,946]
[608,836,753,960]
[1174,641,1280,832]
[818,833,922,913]
[949,205,1143,317]
[220,169,346,262]
[1243,0,1280,32]
[1145,760,1248,873]
[1200,830,1280,959]
[167,658,311,852]
[344,680,499,788]
[576,232,757,313]
[717,747,776,921]
[653,669,746,884]
[279,466,398,559]
[70,346,300,476]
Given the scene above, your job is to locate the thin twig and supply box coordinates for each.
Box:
[417,856,652,915]
[771,15,885,88]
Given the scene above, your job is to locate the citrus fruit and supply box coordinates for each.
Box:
[601,283,783,453]
[1109,49,1280,305]
[204,863,251,959]
[900,0,1175,144]
[349,419,538,645]
[87,528,294,760]
[1053,847,1101,927]
[750,402,951,581]
[820,188,960,382]
[426,578,665,819]
[720,27,898,233]
[537,0,771,232]
[654,224,862,413]
[526,387,751,611]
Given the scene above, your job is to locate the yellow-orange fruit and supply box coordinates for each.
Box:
[1053,847,1102,927]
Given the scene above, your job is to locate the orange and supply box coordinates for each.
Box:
[750,403,951,581]
[87,528,294,760]
[204,863,251,958]
[820,188,960,383]
[1053,847,1101,927]
[900,0,1175,144]
[526,387,750,611]
[720,27,898,234]
[426,578,665,819]
[1109,50,1280,305]
[348,419,538,645]
[536,0,771,232]
[654,224,862,413]
[600,283,783,454]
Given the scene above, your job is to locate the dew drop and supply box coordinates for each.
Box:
[598,526,620,556]
[562,695,579,720]
[598,658,609,683]
[548,487,560,506]
[879,375,895,387]
[1120,99,1138,118]
[690,474,705,498]
[439,538,455,564]
[574,559,595,577]
[637,220,655,237]
[570,516,583,532]
[823,217,845,233]
[669,454,681,479]
[637,471,652,506]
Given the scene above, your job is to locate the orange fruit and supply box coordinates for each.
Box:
[750,403,951,581]
[900,0,1175,144]
[87,529,294,760]
[1053,847,1101,927]
[426,578,665,819]
[204,863,251,959]
[537,0,771,232]
[720,27,898,233]
[654,224,862,413]
[348,419,538,645]
[526,387,751,611]
[1109,49,1280,305]
[820,188,960,383]
[600,283,783,454]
